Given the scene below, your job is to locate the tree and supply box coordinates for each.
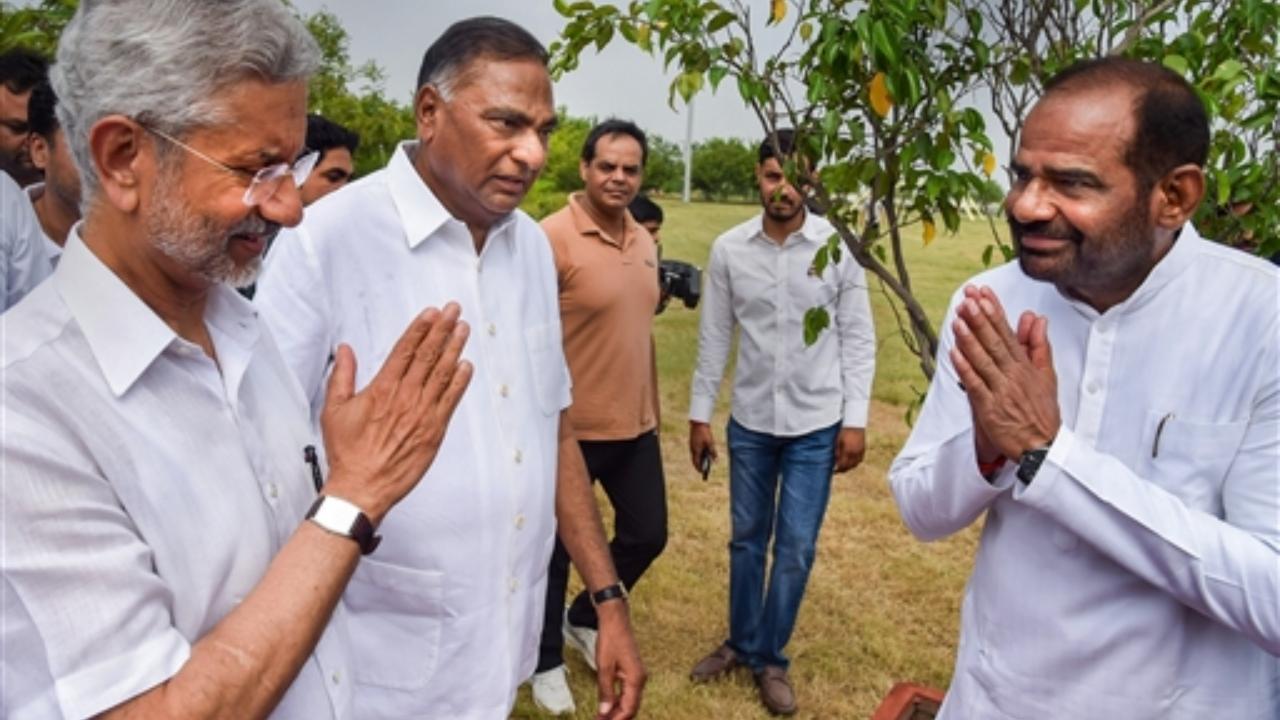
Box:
[975,0,1280,254]
[552,0,1279,387]
[690,136,756,201]
[0,0,74,56]
[644,134,685,194]
[303,11,414,178]
[554,0,997,382]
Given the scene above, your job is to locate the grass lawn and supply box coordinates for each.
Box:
[511,202,1009,719]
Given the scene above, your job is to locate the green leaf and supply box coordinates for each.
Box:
[594,23,614,51]
[981,244,994,267]
[1161,54,1189,76]
[799,21,813,42]
[811,244,831,277]
[707,10,735,33]
[803,307,831,346]
[708,65,729,90]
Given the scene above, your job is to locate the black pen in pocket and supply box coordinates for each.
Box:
[1152,413,1174,458]
[304,445,324,492]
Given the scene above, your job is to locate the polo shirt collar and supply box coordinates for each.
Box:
[567,192,637,249]
[388,141,518,252]
[56,224,260,397]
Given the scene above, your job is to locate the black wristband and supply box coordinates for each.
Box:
[590,582,628,607]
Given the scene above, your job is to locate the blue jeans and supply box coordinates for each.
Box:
[726,416,839,671]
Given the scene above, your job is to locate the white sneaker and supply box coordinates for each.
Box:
[530,664,575,715]
[563,608,599,672]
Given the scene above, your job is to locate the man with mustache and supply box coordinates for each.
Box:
[890,57,1279,719]
[256,16,645,720]
[530,119,666,715]
[686,128,876,716]
[0,48,46,187]
[1,1,472,718]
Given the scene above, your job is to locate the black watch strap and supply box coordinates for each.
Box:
[1016,446,1051,486]
[306,495,382,555]
[590,582,628,607]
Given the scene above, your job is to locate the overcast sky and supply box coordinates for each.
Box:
[289,0,793,145]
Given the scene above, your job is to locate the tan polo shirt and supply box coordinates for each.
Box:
[542,192,660,440]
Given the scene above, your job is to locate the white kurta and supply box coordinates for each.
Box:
[256,142,572,719]
[1,229,353,719]
[891,225,1280,719]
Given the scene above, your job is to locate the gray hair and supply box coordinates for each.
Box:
[415,16,547,101]
[51,0,320,203]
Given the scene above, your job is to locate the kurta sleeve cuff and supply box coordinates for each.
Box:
[56,627,190,720]
[1012,424,1076,504]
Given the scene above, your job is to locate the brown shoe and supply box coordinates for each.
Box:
[690,643,739,682]
[755,666,797,716]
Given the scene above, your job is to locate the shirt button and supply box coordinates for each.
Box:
[331,671,341,685]
[499,384,510,398]
[515,514,525,530]
[268,484,279,499]
[514,449,523,464]
[509,577,519,592]
[1086,381,1099,394]
[487,323,497,337]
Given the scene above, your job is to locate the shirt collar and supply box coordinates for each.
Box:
[388,140,518,251]
[749,209,832,247]
[55,224,260,397]
[566,192,638,249]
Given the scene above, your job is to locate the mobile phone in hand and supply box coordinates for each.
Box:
[699,448,713,481]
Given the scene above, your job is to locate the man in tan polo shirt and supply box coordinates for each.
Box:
[530,119,665,715]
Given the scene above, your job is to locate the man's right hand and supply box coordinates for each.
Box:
[320,303,473,525]
[688,421,718,475]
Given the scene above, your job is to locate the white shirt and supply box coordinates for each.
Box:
[0,229,353,719]
[23,182,65,271]
[689,211,875,434]
[0,171,53,310]
[255,142,572,719]
[890,226,1280,719]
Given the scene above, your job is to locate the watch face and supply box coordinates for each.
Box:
[1017,448,1048,484]
[312,496,361,532]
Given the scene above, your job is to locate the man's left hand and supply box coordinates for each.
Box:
[950,285,1061,459]
[834,427,866,473]
[593,601,646,719]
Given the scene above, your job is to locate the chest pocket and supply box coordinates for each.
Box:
[1141,410,1248,511]
[525,323,569,416]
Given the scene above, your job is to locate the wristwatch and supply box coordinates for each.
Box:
[306,495,381,555]
[589,582,629,607]
[1016,445,1051,486]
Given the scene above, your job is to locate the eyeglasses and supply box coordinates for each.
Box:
[142,123,318,207]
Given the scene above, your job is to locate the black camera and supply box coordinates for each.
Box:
[657,259,701,313]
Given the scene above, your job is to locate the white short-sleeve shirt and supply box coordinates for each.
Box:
[256,142,572,719]
[1,229,353,719]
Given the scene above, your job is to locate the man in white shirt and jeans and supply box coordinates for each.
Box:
[891,57,1279,718]
[687,129,876,716]
[2,1,472,718]
[256,16,644,720]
